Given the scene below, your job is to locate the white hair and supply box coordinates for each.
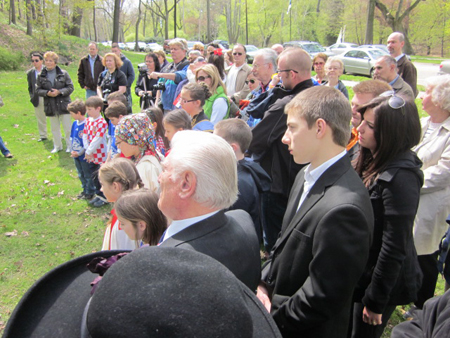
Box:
[426,75,450,112]
[254,48,278,71]
[167,130,238,209]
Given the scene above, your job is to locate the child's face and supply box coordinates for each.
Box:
[109,116,122,126]
[164,122,181,142]
[118,217,145,242]
[86,106,102,118]
[99,177,121,203]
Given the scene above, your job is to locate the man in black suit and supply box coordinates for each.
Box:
[158,130,261,292]
[257,86,374,338]
[27,52,48,141]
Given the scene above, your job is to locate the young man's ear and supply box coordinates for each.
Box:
[316,118,327,139]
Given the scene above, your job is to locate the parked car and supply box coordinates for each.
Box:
[326,42,358,55]
[145,43,163,53]
[358,44,390,54]
[283,41,334,60]
[213,40,229,49]
[334,48,387,77]
[438,60,450,75]
[244,45,259,63]
[163,40,171,54]
[118,42,126,50]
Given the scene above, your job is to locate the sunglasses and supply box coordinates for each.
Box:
[245,79,256,85]
[31,59,41,63]
[197,75,211,82]
[233,52,243,56]
[379,91,406,110]
[180,98,196,104]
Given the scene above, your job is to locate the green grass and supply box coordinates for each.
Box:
[410,55,446,64]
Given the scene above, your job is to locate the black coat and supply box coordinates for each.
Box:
[354,150,424,313]
[262,155,374,338]
[36,66,74,117]
[77,54,104,91]
[27,68,41,107]
[249,80,313,199]
[134,73,158,110]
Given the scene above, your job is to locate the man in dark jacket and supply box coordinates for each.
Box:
[27,52,48,141]
[248,47,313,254]
[77,42,104,98]
[111,43,135,113]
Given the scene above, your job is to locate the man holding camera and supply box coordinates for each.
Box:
[149,38,190,113]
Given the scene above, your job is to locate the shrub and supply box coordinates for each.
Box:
[0,46,24,71]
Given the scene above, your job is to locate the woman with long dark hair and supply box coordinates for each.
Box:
[350,94,423,338]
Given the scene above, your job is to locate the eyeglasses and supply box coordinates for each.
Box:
[180,98,197,104]
[233,52,243,56]
[31,59,41,63]
[278,69,299,74]
[252,63,267,70]
[116,140,123,146]
[379,91,406,113]
[197,75,211,82]
[245,79,256,85]
[326,66,340,71]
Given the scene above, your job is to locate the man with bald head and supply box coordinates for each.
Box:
[387,32,417,97]
[373,55,414,99]
[271,44,284,55]
[249,47,314,254]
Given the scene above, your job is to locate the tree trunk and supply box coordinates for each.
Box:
[365,0,376,44]
[135,0,142,51]
[70,4,83,37]
[112,0,121,42]
[18,0,22,20]
[26,0,32,35]
[92,0,97,42]
[10,0,16,24]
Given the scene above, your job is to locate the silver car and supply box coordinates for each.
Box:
[438,60,450,75]
[334,48,387,77]
[327,42,358,55]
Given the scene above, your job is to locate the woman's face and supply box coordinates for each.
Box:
[357,108,377,154]
[145,56,156,73]
[246,74,260,92]
[179,89,199,116]
[44,58,56,71]
[326,61,342,79]
[164,121,183,142]
[196,70,212,88]
[313,57,326,76]
[105,56,116,71]
[422,85,441,117]
[115,137,140,157]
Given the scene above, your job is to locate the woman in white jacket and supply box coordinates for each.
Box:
[412,75,450,310]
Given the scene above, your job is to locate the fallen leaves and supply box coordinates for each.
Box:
[4,230,17,237]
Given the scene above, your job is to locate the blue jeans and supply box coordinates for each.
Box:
[74,158,95,195]
[88,162,105,198]
[85,89,97,99]
[0,135,11,156]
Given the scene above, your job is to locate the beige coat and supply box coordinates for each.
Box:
[225,63,252,103]
[413,116,450,255]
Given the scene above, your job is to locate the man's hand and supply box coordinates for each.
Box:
[256,284,272,313]
[362,306,382,326]
[47,89,60,97]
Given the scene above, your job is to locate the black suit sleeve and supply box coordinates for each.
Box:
[271,204,372,334]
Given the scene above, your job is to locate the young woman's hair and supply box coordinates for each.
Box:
[163,109,192,130]
[114,188,167,246]
[207,53,225,80]
[195,64,227,96]
[354,95,421,186]
[144,107,170,150]
[99,157,144,191]
[183,82,212,106]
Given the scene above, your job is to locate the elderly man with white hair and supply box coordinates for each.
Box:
[150,38,190,112]
[158,130,261,291]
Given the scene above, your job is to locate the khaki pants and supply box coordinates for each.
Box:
[49,114,72,150]
[35,97,47,139]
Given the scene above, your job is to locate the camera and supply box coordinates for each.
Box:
[153,82,166,91]
[138,63,148,75]
[102,89,111,104]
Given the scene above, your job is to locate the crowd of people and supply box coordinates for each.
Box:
[4,32,450,338]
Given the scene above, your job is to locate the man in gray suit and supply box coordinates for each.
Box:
[256,86,373,338]
[158,130,261,292]
[27,52,48,141]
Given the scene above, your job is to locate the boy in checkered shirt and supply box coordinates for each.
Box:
[83,96,108,207]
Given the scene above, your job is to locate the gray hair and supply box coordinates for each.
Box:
[169,38,188,51]
[377,55,397,70]
[425,75,450,113]
[325,57,344,72]
[285,86,352,147]
[167,131,238,209]
[189,50,202,57]
[254,48,278,71]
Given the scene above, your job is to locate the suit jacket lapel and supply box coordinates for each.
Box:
[275,156,352,248]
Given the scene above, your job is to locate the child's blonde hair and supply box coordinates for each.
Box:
[115,188,167,245]
[99,158,144,191]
